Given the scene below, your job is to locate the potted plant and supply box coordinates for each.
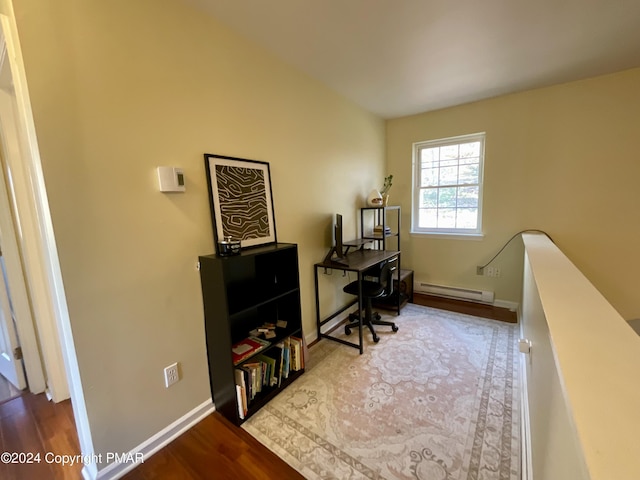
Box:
[380,175,393,205]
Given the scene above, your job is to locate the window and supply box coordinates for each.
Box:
[412,133,485,235]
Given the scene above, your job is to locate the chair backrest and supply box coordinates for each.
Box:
[379,256,398,297]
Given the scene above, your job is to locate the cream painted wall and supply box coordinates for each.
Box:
[387,68,640,319]
[12,0,384,463]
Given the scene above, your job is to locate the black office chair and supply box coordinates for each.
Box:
[342,257,399,343]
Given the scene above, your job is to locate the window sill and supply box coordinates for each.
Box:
[410,231,485,241]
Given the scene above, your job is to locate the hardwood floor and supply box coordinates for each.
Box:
[121,412,304,480]
[0,392,81,480]
[412,293,518,323]
[1,391,302,479]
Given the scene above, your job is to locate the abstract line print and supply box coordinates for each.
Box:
[205,154,276,252]
[215,164,269,240]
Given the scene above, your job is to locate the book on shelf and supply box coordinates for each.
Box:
[235,385,245,419]
[281,337,291,380]
[255,354,278,387]
[233,334,305,415]
[289,339,298,373]
[289,336,304,371]
[234,369,247,419]
[231,336,270,365]
[274,342,285,386]
[373,225,392,234]
[240,362,261,400]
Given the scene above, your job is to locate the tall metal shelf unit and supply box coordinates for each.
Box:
[360,205,401,252]
[359,205,413,311]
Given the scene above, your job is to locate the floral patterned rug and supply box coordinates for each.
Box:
[243,304,520,479]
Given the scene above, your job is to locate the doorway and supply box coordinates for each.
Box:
[0,248,26,404]
[0,6,96,480]
[0,36,41,404]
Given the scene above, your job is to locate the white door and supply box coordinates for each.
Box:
[0,252,25,389]
[0,39,46,394]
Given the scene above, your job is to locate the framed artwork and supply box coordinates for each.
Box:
[204,153,277,253]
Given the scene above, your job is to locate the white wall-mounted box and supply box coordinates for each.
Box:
[157,167,185,192]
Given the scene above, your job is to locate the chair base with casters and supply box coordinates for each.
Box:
[343,305,398,343]
[342,257,400,343]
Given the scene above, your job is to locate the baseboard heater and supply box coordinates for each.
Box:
[414,281,495,304]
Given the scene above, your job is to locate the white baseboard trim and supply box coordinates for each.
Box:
[494,298,520,312]
[304,323,318,346]
[306,306,356,346]
[86,398,215,480]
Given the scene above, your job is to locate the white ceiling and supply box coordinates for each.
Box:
[187,0,640,119]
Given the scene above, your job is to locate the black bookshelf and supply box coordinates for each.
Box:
[199,243,305,425]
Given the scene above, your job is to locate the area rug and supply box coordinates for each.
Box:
[243,303,520,480]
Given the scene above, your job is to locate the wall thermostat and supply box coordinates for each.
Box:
[157,167,185,192]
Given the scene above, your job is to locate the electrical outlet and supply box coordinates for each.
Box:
[486,267,502,278]
[164,362,180,388]
[476,266,484,275]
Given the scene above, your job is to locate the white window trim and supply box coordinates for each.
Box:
[411,132,485,236]
[410,231,485,240]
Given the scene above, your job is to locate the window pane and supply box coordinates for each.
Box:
[419,208,438,228]
[421,168,438,187]
[441,144,459,159]
[460,142,480,158]
[421,148,439,168]
[420,188,438,208]
[456,208,478,229]
[457,186,478,207]
[438,208,456,228]
[439,166,458,185]
[439,158,458,168]
[438,187,457,208]
[459,164,478,184]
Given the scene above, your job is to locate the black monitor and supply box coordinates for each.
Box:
[334,213,344,259]
[324,213,347,263]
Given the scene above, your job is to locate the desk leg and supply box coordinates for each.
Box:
[314,265,321,342]
[396,253,402,315]
[357,272,364,354]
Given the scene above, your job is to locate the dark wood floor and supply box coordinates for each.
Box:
[0,392,81,480]
[121,413,304,480]
[0,296,515,480]
[0,391,302,480]
[412,293,518,323]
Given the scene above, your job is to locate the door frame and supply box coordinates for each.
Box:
[0,23,68,403]
[0,4,96,479]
